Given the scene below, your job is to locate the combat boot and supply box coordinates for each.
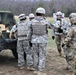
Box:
[27,67,35,71]
[37,71,46,75]
[33,71,38,74]
[19,66,25,70]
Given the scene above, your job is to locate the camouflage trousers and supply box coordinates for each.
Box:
[17,40,33,67]
[65,48,76,75]
[32,43,47,71]
[55,35,65,53]
[63,45,71,66]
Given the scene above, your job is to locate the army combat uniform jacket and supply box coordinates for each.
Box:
[64,25,76,74]
[12,20,33,67]
[30,16,51,71]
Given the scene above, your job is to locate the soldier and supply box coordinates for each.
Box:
[30,7,51,75]
[62,16,76,75]
[26,13,35,70]
[29,13,35,21]
[11,14,34,70]
[62,13,76,70]
[9,13,35,39]
[52,11,68,56]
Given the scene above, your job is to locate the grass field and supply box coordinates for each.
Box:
[47,17,69,23]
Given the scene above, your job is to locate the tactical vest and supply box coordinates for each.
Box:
[18,21,30,39]
[54,20,63,33]
[32,20,47,35]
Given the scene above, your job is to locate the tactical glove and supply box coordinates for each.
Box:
[62,43,65,47]
[29,42,32,47]
[52,36,55,40]
[58,28,63,33]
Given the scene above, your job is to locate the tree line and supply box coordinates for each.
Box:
[0,0,76,17]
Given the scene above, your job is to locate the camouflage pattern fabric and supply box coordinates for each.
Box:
[31,16,51,71]
[55,35,65,54]
[52,19,69,55]
[31,17,51,44]
[64,25,76,75]
[12,20,33,68]
[32,43,47,71]
[17,40,33,67]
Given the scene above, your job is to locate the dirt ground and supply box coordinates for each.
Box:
[0,47,73,75]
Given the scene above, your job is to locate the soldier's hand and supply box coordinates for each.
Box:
[62,43,65,47]
[29,42,32,47]
[52,36,55,40]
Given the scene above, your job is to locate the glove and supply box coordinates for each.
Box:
[52,36,55,40]
[29,42,32,47]
[58,28,63,33]
[62,43,65,47]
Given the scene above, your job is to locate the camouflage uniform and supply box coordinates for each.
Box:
[31,16,51,71]
[63,13,76,71]
[64,24,76,75]
[12,19,33,68]
[62,22,71,67]
[63,22,71,54]
[52,18,68,55]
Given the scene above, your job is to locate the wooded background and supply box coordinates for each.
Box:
[0,0,76,16]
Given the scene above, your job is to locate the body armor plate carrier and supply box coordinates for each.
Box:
[32,21,47,35]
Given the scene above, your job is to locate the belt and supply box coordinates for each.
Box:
[18,35,27,37]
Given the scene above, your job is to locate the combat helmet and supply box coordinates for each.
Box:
[69,13,76,19]
[29,13,35,19]
[69,13,76,24]
[56,11,63,16]
[19,14,26,20]
[36,7,46,15]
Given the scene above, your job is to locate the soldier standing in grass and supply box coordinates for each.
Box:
[52,11,68,56]
[62,13,76,71]
[63,16,76,75]
[30,7,51,75]
[10,14,34,70]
